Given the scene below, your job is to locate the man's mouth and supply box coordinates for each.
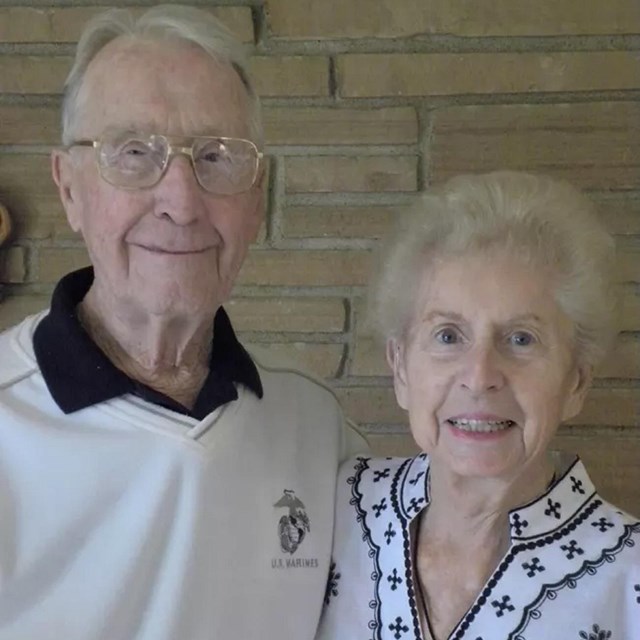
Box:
[135,244,212,255]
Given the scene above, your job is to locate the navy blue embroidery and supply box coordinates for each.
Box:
[387,568,403,591]
[384,523,396,544]
[511,522,640,637]
[561,539,584,560]
[373,468,390,482]
[579,623,612,639]
[512,513,529,536]
[522,557,545,578]
[372,498,387,518]
[544,498,561,519]
[348,457,383,636]
[491,595,515,617]
[451,498,602,640]
[407,496,424,514]
[388,617,409,638]
[324,561,341,605]
[591,517,614,533]
[408,471,425,486]
[390,457,423,640]
[570,476,585,494]
[634,583,640,603]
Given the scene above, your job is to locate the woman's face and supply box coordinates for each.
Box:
[389,251,591,481]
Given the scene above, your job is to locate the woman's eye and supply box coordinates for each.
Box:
[435,328,460,344]
[509,331,535,347]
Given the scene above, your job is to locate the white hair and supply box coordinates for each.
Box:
[368,171,618,368]
[61,4,262,146]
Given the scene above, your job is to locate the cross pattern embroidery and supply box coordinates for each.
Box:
[408,497,425,514]
[372,498,388,518]
[634,584,640,604]
[491,595,515,618]
[387,568,403,591]
[561,539,584,560]
[388,616,410,638]
[522,557,545,578]
[384,523,397,545]
[591,517,614,533]
[373,468,391,483]
[570,476,585,494]
[512,513,529,536]
[409,471,425,486]
[544,498,561,519]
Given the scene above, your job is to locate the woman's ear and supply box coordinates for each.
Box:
[562,362,593,422]
[51,150,83,233]
[387,337,410,411]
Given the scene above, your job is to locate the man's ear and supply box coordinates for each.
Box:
[51,149,83,233]
[562,362,593,422]
[387,337,410,411]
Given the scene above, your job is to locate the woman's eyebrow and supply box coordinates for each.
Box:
[421,310,465,323]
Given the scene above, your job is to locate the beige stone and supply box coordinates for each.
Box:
[282,206,400,239]
[238,250,372,286]
[0,294,49,330]
[431,102,640,190]
[251,56,329,97]
[0,56,70,94]
[227,297,346,332]
[339,52,640,97]
[620,289,640,332]
[1,246,26,283]
[37,247,90,283]
[598,337,640,379]
[266,0,640,39]
[264,107,417,145]
[285,156,417,193]
[0,7,253,44]
[0,105,60,144]
[246,342,344,378]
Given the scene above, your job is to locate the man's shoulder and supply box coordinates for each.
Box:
[247,344,339,401]
[0,312,43,388]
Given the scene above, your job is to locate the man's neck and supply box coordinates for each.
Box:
[78,286,215,409]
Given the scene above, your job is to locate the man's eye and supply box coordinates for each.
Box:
[120,141,151,156]
[201,151,221,163]
[435,328,459,344]
[509,331,535,347]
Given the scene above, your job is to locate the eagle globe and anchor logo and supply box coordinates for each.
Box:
[274,489,310,555]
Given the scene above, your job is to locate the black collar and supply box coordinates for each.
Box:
[33,267,263,418]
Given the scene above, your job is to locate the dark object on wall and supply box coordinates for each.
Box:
[0,203,10,247]
[0,203,12,301]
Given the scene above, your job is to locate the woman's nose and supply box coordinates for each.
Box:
[458,344,506,395]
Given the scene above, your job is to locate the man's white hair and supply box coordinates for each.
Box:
[61,4,262,146]
[368,171,618,369]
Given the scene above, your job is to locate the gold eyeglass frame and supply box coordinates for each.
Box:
[67,133,264,195]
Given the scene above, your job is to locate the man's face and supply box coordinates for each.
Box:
[53,37,263,318]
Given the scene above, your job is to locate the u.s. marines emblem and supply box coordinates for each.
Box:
[274,490,310,555]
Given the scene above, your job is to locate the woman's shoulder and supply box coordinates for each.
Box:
[338,453,428,491]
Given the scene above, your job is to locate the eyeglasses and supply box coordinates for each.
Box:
[67,131,263,196]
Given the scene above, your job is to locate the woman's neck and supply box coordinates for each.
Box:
[424,454,555,540]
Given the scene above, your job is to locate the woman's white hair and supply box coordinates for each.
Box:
[368,171,618,368]
[61,4,262,147]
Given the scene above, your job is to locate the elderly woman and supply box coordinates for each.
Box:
[317,171,640,640]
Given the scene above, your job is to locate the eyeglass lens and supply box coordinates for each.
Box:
[97,132,259,195]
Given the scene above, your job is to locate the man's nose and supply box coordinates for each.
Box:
[458,344,506,395]
[153,154,204,225]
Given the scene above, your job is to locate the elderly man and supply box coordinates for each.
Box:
[0,5,364,639]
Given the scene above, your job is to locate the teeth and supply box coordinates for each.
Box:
[448,419,515,432]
